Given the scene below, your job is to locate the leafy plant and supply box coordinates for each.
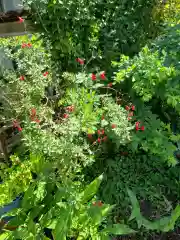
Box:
[1,175,136,239]
[127,188,180,232]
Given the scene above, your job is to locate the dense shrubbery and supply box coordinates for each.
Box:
[0,1,180,240]
[24,0,167,71]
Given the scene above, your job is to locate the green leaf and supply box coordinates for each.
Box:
[52,205,72,240]
[88,204,114,226]
[0,232,11,240]
[34,181,46,202]
[162,205,180,232]
[79,174,103,204]
[102,224,136,235]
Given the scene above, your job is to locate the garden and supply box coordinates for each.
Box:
[0,0,180,239]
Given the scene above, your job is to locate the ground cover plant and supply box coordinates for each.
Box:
[0,0,180,239]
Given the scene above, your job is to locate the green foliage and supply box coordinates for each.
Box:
[1,175,135,239]
[127,188,180,232]
[114,20,180,112]
[84,151,180,224]
[24,0,165,70]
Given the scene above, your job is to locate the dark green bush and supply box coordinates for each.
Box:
[25,0,165,71]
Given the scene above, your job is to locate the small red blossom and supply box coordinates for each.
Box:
[66,105,75,112]
[87,134,93,139]
[92,201,103,207]
[102,136,107,142]
[101,129,105,135]
[108,82,113,87]
[63,113,69,119]
[97,130,101,135]
[97,201,103,207]
[17,127,22,132]
[76,58,84,65]
[131,105,135,111]
[18,17,24,23]
[128,111,134,117]
[27,43,32,48]
[135,121,140,131]
[21,43,27,48]
[13,120,19,128]
[101,115,105,120]
[35,119,41,124]
[125,105,130,111]
[100,71,106,80]
[43,71,49,77]
[112,124,116,129]
[91,73,96,81]
[19,75,25,81]
[141,126,145,131]
[31,108,36,117]
[97,138,101,143]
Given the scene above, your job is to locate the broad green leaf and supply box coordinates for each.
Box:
[127,188,178,231]
[0,232,11,240]
[102,224,136,235]
[79,174,103,204]
[52,205,71,240]
[34,181,46,202]
[88,204,114,226]
[162,205,180,232]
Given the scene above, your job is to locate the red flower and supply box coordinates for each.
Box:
[13,120,19,128]
[135,121,140,131]
[31,108,36,117]
[125,105,130,111]
[18,17,24,23]
[21,43,27,48]
[97,138,101,143]
[128,111,134,117]
[17,127,22,132]
[97,201,103,207]
[91,73,96,81]
[76,58,84,65]
[43,71,49,77]
[101,129,105,135]
[66,105,75,112]
[97,130,101,135]
[100,71,106,80]
[93,201,103,207]
[19,75,25,81]
[27,43,32,48]
[108,82,113,87]
[35,119,41,124]
[112,124,116,129]
[13,120,22,132]
[101,115,105,120]
[102,136,107,142]
[131,105,135,111]
[141,126,145,131]
[63,113,69,119]
[87,134,93,139]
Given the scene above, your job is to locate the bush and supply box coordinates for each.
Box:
[24,0,166,71]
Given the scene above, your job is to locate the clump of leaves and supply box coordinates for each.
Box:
[1,174,136,239]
